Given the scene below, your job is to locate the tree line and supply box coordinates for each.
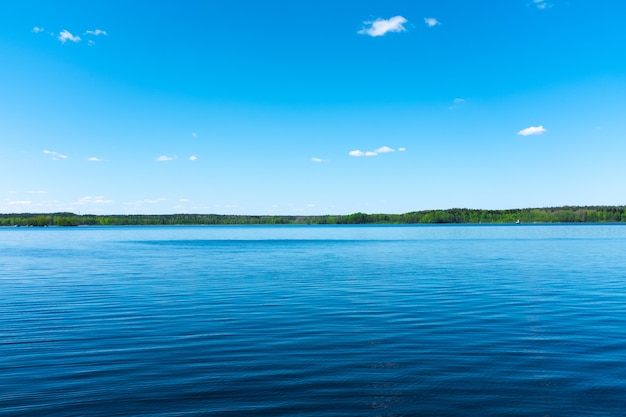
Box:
[1,206,626,227]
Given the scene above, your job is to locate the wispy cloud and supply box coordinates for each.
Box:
[8,200,32,205]
[518,125,547,136]
[87,157,103,162]
[375,146,395,153]
[532,0,550,9]
[127,198,168,206]
[84,29,108,36]
[311,157,327,163]
[43,150,68,160]
[448,97,466,110]
[424,17,441,27]
[82,29,107,46]
[191,132,197,137]
[39,28,107,45]
[349,150,378,157]
[189,155,198,161]
[156,155,175,161]
[358,16,408,37]
[74,196,114,205]
[58,30,81,43]
[350,146,402,157]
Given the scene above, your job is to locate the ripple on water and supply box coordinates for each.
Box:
[1,225,626,416]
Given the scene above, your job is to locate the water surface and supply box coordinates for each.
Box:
[1,225,626,416]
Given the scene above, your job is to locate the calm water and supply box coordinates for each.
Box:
[1,224,626,416]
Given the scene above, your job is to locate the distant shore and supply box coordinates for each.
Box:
[2,206,625,226]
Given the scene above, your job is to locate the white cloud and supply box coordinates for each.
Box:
[8,200,32,205]
[179,198,190,203]
[375,146,395,153]
[84,29,108,36]
[350,146,404,157]
[128,198,168,205]
[33,26,44,33]
[189,155,198,161]
[74,196,113,205]
[350,149,377,157]
[424,17,441,27]
[44,150,68,160]
[533,0,549,9]
[311,157,326,163]
[58,30,81,43]
[449,97,466,110]
[83,30,106,46]
[517,125,547,136]
[87,157,103,162]
[358,16,407,37]
[156,155,174,161]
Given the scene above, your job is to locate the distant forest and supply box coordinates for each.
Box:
[2,206,626,226]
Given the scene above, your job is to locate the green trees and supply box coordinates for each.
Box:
[1,206,625,226]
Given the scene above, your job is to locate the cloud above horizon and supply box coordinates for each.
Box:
[85,29,108,45]
[518,125,547,136]
[358,16,408,37]
[44,150,68,160]
[449,98,466,110]
[87,157,103,162]
[424,17,441,27]
[73,196,114,205]
[58,30,81,43]
[126,198,168,207]
[8,200,32,206]
[349,150,371,157]
[156,155,174,161]
[375,146,394,153]
[84,29,108,36]
[349,146,404,157]
[38,28,108,45]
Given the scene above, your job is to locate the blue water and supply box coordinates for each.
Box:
[1,224,626,416]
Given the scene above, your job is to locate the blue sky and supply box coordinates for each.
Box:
[2,0,626,215]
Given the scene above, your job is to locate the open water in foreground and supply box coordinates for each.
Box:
[1,224,626,416]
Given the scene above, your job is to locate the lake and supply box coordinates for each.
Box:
[1,224,626,416]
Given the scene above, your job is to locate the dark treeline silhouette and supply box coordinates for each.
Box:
[2,206,626,226]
